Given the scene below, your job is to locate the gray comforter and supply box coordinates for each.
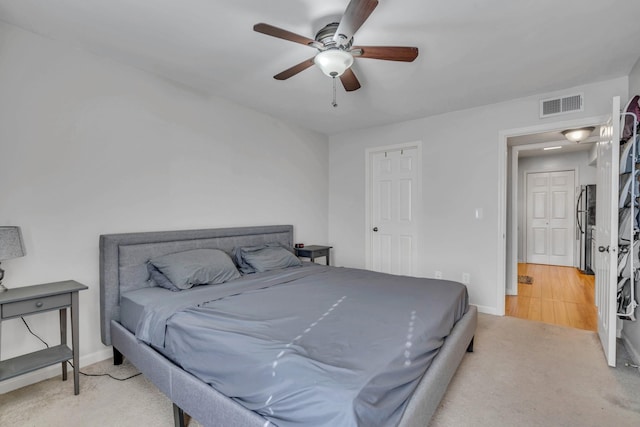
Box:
[134,264,468,427]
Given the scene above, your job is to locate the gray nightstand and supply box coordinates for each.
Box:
[0,280,88,395]
[295,245,333,265]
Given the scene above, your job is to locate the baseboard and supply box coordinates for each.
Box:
[621,332,640,365]
[475,304,500,316]
[0,347,112,394]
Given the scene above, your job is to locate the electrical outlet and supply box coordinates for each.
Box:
[435,271,443,279]
[462,273,471,284]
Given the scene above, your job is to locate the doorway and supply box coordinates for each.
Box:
[509,158,595,331]
[499,117,604,332]
[509,152,594,331]
[498,115,607,310]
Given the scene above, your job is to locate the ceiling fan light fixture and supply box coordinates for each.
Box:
[561,127,595,143]
[314,49,354,77]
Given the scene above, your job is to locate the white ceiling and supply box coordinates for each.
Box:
[513,135,597,159]
[509,126,601,158]
[1,0,640,135]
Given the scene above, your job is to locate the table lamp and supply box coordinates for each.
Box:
[0,226,26,292]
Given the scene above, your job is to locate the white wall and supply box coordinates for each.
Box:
[0,22,329,392]
[629,57,640,97]
[516,151,596,262]
[623,57,640,364]
[329,77,628,315]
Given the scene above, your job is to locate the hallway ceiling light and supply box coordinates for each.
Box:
[561,127,595,143]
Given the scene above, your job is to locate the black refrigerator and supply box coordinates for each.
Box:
[577,185,596,275]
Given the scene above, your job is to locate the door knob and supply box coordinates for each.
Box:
[598,245,609,253]
[372,227,379,232]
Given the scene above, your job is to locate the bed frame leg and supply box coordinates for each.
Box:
[466,337,474,353]
[173,403,186,427]
[113,347,123,365]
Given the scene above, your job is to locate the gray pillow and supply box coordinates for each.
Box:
[232,243,292,274]
[239,245,302,273]
[149,249,240,290]
[147,262,181,292]
[232,246,257,274]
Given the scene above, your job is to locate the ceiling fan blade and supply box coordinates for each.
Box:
[333,0,379,45]
[352,46,419,62]
[340,68,361,91]
[254,23,317,47]
[274,57,316,80]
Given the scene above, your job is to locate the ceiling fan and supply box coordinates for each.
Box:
[253,0,418,93]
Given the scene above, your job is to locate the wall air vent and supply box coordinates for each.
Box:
[539,93,584,118]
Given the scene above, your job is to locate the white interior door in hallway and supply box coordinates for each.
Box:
[368,144,421,276]
[526,170,575,266]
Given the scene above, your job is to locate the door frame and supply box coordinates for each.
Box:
[497,115,608,315]
[365,141,423,276]
[523,168,578,267]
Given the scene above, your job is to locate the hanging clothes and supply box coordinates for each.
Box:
[616,101,640,320]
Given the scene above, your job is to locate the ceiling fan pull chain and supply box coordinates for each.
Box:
[332,76,338,108]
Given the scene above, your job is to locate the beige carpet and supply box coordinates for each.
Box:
[431,314,640,427]
[1,314,639,427]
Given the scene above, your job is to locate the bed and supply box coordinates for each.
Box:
[99,225,477,427]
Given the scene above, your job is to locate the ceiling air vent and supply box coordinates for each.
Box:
[539,93,584,118]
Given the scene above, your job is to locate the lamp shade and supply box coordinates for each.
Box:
[561,127,595,143]
[314,49,354,77]
[0,226,26,261]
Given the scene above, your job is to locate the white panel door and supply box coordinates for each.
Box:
[527,173,550,264]
[595,96,620,367]
[371,147,418,275]
[526,171,575,266]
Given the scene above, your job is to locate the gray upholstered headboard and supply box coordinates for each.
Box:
[99,225,294,346]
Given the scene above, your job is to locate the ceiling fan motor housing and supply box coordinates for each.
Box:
[315,23,353,50]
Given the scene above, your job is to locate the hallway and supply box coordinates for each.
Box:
[505,263,597,331]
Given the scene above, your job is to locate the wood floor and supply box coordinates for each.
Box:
[505,263,597,331]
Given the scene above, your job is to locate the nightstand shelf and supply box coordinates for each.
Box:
[0,280,87,394]
[0,344,72,382]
